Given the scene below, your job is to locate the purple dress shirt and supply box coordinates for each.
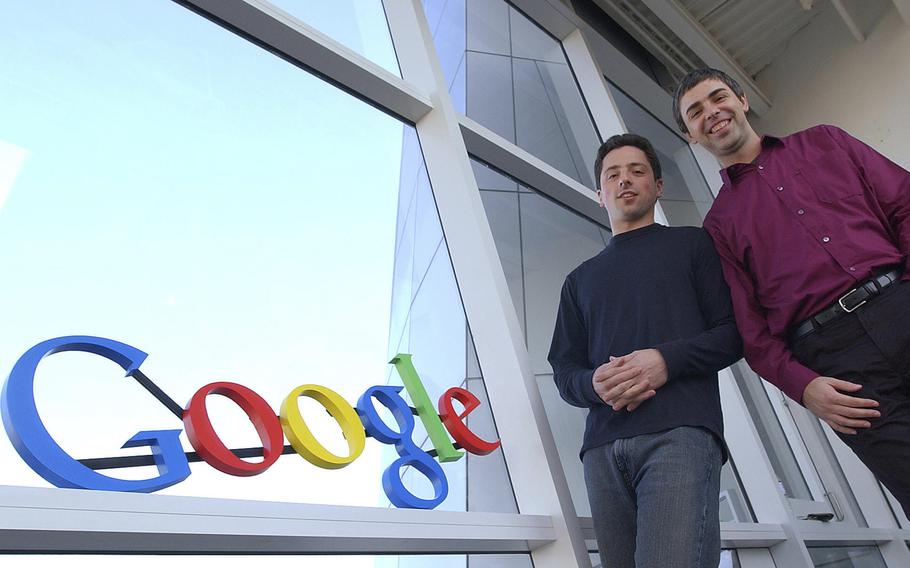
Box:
[703,125,910,403]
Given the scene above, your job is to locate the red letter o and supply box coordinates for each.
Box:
[184,382,284,477]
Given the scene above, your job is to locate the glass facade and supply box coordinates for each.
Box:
[384,131,517,515]
[1,1,908,567]
[425,0,602,189]
[265,0,401,75]
[808,546,888,568]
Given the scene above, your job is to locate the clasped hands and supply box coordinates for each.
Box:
[592,348,668,412]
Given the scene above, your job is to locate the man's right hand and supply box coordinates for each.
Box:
[802,376,881,435]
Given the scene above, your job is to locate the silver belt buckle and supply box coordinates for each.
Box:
[838,288,866,313]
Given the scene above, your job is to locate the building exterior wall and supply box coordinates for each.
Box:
[2,2,910,567]
[754,3,910,169]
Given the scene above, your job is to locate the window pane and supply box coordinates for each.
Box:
[731,364,815,501]
[265,0,401,75]
[425,0,602,189]
[808,546,887,568]
[10,556,533,568]
[0,0,509,517]
[387,145,519,514]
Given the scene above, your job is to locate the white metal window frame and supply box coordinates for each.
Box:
[2,0,909,566]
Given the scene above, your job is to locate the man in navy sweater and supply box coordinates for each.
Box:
[548,133,741,568]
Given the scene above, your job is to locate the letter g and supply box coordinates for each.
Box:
[1,336,190,492]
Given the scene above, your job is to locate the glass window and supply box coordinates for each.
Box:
[731,364,815,501]
[808,546,887,568]
[387,147,518,514]
[16,555,533,568]
[425,0,602,189]
[0,0,510,519]
[607,83,714,225]
[264,0,401,75]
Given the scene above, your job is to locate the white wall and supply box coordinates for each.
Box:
[752,3,910,169]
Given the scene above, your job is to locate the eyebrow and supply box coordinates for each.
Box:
[604,161,649,171]
[684,87,728,116]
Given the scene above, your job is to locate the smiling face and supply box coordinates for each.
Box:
[678,78,760,166]
[597,145,663,235]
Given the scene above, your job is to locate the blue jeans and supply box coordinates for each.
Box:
[583,426,722,568]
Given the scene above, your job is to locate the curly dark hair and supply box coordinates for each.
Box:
[672,67,745,134]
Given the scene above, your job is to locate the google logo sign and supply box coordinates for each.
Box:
[1,336,501,509]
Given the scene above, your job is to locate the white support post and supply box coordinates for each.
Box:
[718,368,816,567]
[381,1,592,566]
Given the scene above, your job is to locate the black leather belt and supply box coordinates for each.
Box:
[790,268,903,342]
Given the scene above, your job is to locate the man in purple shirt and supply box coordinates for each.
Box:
[672,67,910,513]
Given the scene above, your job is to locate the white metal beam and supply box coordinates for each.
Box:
[832,0,892,42]
[458,115,608,226]
[0,485,553,554]
[637,0,773,116]
[382,1,592,567]
[178,0,433,123]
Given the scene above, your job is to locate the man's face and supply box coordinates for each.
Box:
[597,145,663,228]
[678,78,751,158]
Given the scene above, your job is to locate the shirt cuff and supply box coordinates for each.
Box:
[653,342,683,382]
[784,362,820,404]
[584,369,604,406]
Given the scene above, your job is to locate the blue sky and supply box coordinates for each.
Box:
[0,0,419,532]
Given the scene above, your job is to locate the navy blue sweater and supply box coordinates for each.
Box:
[547,223,742,458]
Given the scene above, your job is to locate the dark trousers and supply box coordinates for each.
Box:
[791,280,910,517]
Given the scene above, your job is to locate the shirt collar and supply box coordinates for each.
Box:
[719,135,785,187]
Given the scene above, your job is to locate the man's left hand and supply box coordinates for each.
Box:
[602,349,668,411]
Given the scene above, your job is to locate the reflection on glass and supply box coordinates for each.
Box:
[808,546,887,568]
[720,460,755,522]
[607,83,713,225]
[265,0,401,75]
[731,363,814,501]
[424,0,602,188]
[388,137,518,514]
[0,0,471,516]
[21,555,533,568]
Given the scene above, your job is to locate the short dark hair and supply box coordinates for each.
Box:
[593,133,662,189]
[672,67,746,134]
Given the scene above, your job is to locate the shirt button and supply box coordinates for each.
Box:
[822,236,831,243]
[758,165,764,170]
[797,209,805,215]
[849,266,856,271]
[777,186,784,191]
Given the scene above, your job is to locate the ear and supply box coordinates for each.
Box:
[683,128,698,145]
[596,189,606,208]
[741,94,750,113]
[655,179,664,199]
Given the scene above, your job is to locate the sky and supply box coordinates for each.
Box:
[0,1,439,566]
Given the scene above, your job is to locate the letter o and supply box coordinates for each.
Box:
[280,384,365,469]
[184,382,284,477]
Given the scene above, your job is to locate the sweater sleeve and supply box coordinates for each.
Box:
[654,230,743,380]
[548,275,604,407]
